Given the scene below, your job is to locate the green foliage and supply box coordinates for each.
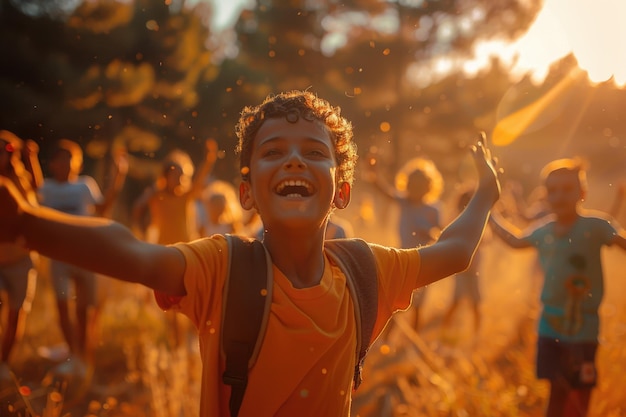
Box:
[0,0,220,169]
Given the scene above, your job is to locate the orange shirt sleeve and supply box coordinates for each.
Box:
[368,243,421,339]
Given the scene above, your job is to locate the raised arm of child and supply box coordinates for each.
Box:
[21,139,44,191]
[189,139,219,198]
[416,134,500,285]
[0,176,186,296]
[488,209,535,249]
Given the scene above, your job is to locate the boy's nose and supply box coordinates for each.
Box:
[284,152,306,169]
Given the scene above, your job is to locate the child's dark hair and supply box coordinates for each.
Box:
[161,149,194,178]
[395,157,443,204]
[540,157,588,193]
[51,139,83,171]
[235,90,358,185]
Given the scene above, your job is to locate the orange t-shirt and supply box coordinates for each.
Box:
[160,235,420,417]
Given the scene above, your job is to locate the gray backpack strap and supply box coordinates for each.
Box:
[221,234,273,417]
[325,238,378,390]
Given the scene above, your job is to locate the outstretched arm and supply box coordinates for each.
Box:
[416,133,500,286]
[0,177,186,296]
[488,211,534,249]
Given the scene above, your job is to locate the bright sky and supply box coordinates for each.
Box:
[205,0,252,31]
[490,0,626,146]
[493,0,626,87]
[198,0,625,89]
[155,0,626,148]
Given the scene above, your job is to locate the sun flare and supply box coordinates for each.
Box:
[491,0,625,146]
[509,0,626,87]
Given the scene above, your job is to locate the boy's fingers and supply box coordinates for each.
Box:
[478,130,487,145]
[475,131,500,168]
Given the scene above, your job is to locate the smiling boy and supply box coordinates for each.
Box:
[0,91,500,417]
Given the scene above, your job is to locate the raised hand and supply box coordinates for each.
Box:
[205,138,219,165]
[113,149,129,177]
[471,131,501,206]
[23,139,39,157]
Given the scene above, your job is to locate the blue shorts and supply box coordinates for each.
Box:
[0,255,34,309]
[536,336,598,388]
[49,260,97,305]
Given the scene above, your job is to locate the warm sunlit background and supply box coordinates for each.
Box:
[0,0,625,416]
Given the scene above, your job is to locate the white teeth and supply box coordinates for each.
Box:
[276,180,313,194]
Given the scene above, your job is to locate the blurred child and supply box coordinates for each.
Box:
[366,155,444,331]
[0,130,40,380]
[38,138,127,366]
[0,91,500,417]
[131,140,217,348]
[489,157,626,417]
[132,140,218,244]
[197,179,243,237]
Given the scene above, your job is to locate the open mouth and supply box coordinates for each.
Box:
[275,180,314,197]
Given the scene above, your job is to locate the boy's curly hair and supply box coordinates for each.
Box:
[235,90,358,185]
[394,157,444,204]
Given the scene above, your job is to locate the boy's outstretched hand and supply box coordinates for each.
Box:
[471,131,501,206]
[0,177,26,244]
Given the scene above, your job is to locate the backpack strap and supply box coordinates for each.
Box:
[324,238,378,390]
[221,234,273,417]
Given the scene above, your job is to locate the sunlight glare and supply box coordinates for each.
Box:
[492,68,583,146]
[506,0,626,87]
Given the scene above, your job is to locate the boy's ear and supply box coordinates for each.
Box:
[333,182,351,209]
[239,180,255,210]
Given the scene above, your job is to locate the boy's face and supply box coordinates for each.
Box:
[406,170,430,202]
[239,116,350,231]
[164,164,185,191]
[544,169,583,218]
[49,149,75,181]
[206,195,227,218]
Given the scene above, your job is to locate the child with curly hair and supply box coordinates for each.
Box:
[0,91,500,417]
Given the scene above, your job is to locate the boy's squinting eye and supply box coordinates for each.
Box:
[308,149,326,157]
[262,149,282,157]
